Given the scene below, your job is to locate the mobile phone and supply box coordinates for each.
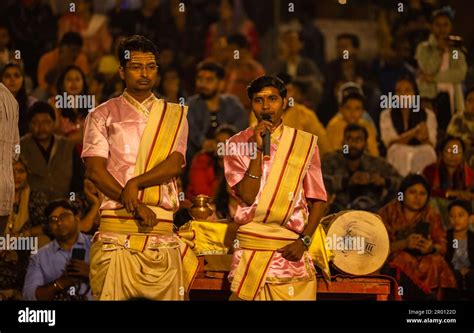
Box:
[71,248,85,261]
[415,222,430,238]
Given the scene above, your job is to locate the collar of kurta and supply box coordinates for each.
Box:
[122,89,157,118]
[270,122,284,144]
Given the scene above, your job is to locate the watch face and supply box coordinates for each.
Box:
[303,236,311,246]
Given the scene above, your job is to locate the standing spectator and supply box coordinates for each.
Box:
[447,87,474,168]
[224,34,265,111]
[205,0,260,59]
[57,0,112,70]
[187,61,248,167]
[380,75,437,176]
[415,6,467,131]
[37,32,89,98]
[270,29,323,108]
[4,0,57,81]
[0,83,19,236]
[1,63,37,137]
[20,102,84,201]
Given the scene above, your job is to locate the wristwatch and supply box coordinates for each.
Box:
[299,234,312,248]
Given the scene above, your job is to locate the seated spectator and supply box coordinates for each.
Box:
[423,135,474,226]
[36,32,89,98]
[20,102,84,201]
[322,124,401,213]
[447,87,474,168]
[156,67,187,104]
[249,73,331,156]
[187,61,248,167]
[4,157,50,247]
[1,63,37,136]
[326,91,379,156]
[57,0,112,70]
[415,6,467,130]
[48,65,90,145]
[380,75,437,176]
[224,34,265,111]
[270,29,323,108]
[445,200,474,300]
[205,0,260,59]
[379,174,457,300]
[187,125,237,199]
[23,199,92,300]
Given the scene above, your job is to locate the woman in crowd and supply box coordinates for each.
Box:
[423,135,474,226]
[1,63,37,137]
[379,174,457,300]
[380,75,437,176]
[49,65,90,145]
[4,157,50,247]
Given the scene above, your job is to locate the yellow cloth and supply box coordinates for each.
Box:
[178,220,239,255]
[6,186,29,234]
[326,113,379,156]
[250,103,331,156]
[229,279,317,301]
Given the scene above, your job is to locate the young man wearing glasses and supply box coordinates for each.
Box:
[23,200,92,300]
[82,35,198,300]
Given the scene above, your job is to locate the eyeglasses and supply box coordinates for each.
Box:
[125,64,158,72]
[48,212,73,224]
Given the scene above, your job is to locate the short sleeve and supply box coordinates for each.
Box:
[81,107,109,159]
[172,116,188,167]
[303,143,327,201]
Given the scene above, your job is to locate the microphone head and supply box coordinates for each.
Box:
[261,114,272,122]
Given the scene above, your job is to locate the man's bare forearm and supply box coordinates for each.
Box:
[131,152,183,188]
[84,157,123,201]
[236,151,262,206]
[302,199,327,237]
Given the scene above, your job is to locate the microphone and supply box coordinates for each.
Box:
[261,114,272,161]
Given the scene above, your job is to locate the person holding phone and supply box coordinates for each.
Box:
[379,174,456,300]
[23,200,92,300]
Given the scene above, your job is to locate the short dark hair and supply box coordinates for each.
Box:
[44,199,79,218]
[196,61,225,80]
[436,135,465,154]
[59,32,83,48]
[215,124,237,138]
[465,86,474,100]
[27,101,56,124]
[448,199,472,215]
[344,123,368,140]
[276,72,292,85]
[118,35,159,67]
[399,174,432,200]
[341,91,365,107]
[247,75,287,100]
[227,34,249,49]
[337,33,360,49]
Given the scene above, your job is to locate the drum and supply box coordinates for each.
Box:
[320,210,389,276]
